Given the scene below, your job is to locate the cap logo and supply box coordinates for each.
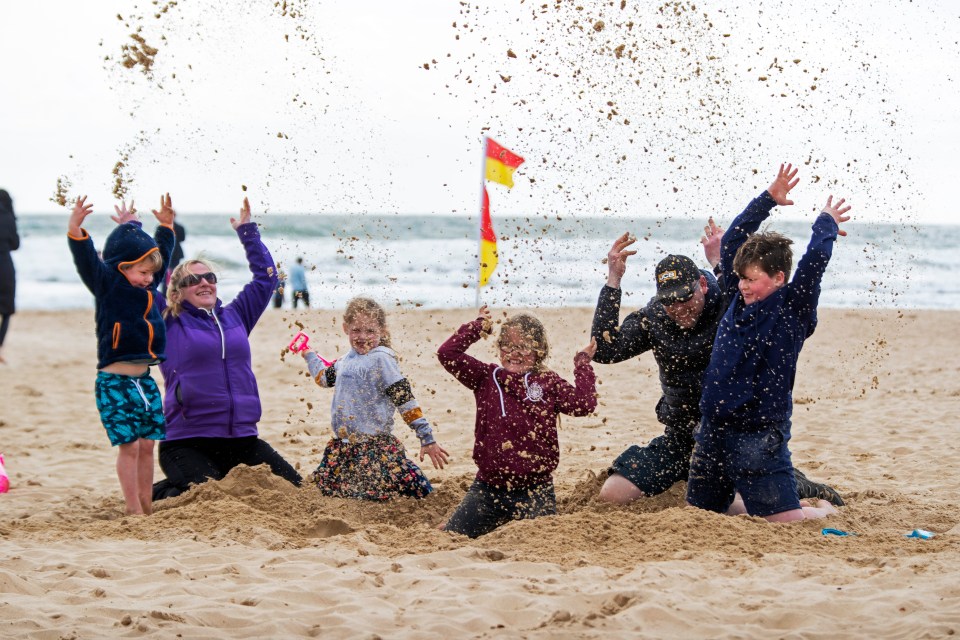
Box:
[658,269,680,285]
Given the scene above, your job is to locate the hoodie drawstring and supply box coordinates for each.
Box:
[492,366,507,417]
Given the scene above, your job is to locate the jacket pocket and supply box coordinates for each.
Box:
[112,323,121,350]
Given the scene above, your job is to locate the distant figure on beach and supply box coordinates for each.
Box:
[592,220,843,507]
[289,256,310,308]
[0,189,20,364]
[687,163,850,522]
[160,220,186,295]
[301,296,448,500]
[437,306,597,538]
[68,195,176,515]
[152,197,301,501]
[272,267,286,309]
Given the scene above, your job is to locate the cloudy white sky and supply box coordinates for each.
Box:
[1,0,958,223]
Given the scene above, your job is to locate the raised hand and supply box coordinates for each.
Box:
[230,197,251,230]
[111,200,138,225]
[579,336,598,360]
[605,232,638,288]
[822,195,852,237]
[151,193,175,226]
[768,163,800,206]
[478,304,493,337]
[68,195,94,236]
[700,216,724,268]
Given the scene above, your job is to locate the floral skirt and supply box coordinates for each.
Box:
[308,433,433,501]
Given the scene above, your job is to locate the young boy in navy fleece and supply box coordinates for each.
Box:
[686,164,851,523]
[68,194,176,516]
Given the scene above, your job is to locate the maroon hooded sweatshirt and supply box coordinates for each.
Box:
[438,318,597,489]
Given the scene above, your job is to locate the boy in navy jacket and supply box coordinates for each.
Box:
[68,194,176,515]
[686,164,851,522]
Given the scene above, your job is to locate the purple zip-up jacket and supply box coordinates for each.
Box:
[157,222,278,440]
[438,318,597,489]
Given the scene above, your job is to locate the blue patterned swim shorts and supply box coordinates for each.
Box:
[95,371,166,446]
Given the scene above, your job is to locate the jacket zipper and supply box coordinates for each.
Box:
[206,307,234,434]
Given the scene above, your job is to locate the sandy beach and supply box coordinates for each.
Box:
[1,305,958,638]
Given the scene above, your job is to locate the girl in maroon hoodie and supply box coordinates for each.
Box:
[438,306,597,538]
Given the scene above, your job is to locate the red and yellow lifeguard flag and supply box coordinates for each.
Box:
[479,186,497,287]
[485,137,525,189]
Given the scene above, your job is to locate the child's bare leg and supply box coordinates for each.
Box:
[764,500,838,523]
[725,492,747,515]
[598,473,646,504]
[137,439,155,515]
[116,442,144,515]
[800,499,838,519]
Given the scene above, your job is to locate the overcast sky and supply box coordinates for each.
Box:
[1,1,958,224]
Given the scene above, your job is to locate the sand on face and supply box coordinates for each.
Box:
[0,306,958,638]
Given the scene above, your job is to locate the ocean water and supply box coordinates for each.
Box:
[12,213,959,311]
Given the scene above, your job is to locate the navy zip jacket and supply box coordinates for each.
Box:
[700,191,839,430]
[68,221,175,369]
[591,270,724,426]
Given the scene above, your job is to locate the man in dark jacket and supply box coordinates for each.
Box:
[591,227,843,506]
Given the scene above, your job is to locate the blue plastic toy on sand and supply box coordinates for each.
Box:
[905,529,935,540]
[821,528,855,537]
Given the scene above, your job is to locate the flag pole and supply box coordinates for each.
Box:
[476,135,488,310]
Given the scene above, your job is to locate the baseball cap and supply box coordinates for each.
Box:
[655,255,701,303]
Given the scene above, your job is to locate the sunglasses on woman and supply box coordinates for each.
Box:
[178,272,218,287]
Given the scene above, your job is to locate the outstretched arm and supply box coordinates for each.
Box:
[605,232,637,289]
[66,196,103,293]
[227,197,279,332]
[554,343,598,416]
[791,195,852,323]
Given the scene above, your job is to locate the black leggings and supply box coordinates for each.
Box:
[0,313,10,347]
[153,436,302,500]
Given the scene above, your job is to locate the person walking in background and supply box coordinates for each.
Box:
[160,220,186,295]
[273,266,286,309]
[289,256,310,308]
[0,189,20,364]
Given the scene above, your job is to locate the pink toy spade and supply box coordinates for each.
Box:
[288,332,335,367]
[0,453,9,494]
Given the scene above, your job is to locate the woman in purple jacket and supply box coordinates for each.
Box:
[152,198,301,500]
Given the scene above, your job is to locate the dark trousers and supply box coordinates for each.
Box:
[0,314,10,347]
[153,435,301,500]
[444,479,556,538]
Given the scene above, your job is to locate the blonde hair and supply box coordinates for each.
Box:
[497,313,550,371]
[164,258,219,319]
[120,249,164,273]
[343,297,391,348]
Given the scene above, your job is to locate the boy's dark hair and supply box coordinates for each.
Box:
[733,231,794,280]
